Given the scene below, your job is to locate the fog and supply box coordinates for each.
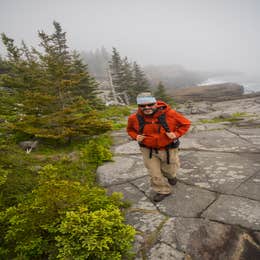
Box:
[0,0,259,76]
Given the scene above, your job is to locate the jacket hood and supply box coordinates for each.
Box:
[138,100,171,117]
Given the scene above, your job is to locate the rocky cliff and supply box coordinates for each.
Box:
[170,83,244,102]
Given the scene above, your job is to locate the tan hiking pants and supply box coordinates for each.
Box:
[140,147,180,194]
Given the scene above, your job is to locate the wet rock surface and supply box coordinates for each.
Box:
[97,97,260,259]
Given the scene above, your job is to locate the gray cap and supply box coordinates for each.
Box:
[136,92,156,105]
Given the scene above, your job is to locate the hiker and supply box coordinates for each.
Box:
[127,92,191,202]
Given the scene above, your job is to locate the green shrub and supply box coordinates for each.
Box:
[0,167,8,186]
[0,143,39,208]
[100,105,130,130]
[101,105,130,118]
[112,122,127,130]
[0,168,135,259]
[80,135,112,166]
[56,207,135,260]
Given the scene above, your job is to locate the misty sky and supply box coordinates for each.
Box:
[0,0,259,75]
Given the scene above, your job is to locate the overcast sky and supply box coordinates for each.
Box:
[0,0,259,75]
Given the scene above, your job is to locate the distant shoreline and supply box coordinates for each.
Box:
[198,78,260,94]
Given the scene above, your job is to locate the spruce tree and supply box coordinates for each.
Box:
[0,55,9,74]
[109,48,151,104]
[38,21,76,110]
[0,21,110,141]
[109,47,122,88]
[108,47,125,103]
[117,57,135,104]
[70,51,102,107]
[154,81,174,104]
[132,61,150,98]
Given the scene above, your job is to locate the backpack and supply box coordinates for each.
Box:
[136,113,180,163]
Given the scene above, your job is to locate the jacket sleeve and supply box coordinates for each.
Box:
[172,110,191,138]
[127,115,138,140]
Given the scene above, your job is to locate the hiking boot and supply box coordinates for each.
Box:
[168,177,177,186]
[153,193,171,202]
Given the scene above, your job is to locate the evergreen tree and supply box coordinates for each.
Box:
[70,50,103,107]
[108,47,125,103]
[0,21,110,141]
[0,55,12,119]
[1,34,49,117]
[0,55,9,74]
[109,48,151,104]
[116,57,135,104]
[132,61,150,97]
[38,21,78,110]
[153,81,174,104]
[109,47,122,88]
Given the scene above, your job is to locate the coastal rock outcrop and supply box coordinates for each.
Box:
[97,96,260,259]
[170,83,244,102]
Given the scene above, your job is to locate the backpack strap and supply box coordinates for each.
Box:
[157,113,170,132]
[136,113,151,134]
[158,113,180,149]
[137,112,171,134]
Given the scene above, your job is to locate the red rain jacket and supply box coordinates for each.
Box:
[127,101,191,149]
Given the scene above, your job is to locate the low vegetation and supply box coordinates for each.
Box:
[0,22,135,259]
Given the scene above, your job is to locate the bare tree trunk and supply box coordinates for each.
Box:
[117,95,124,104]
[122,91,130,105]
[107,68,118,103]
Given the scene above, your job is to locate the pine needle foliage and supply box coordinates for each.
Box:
[109,47,151,104]
[154,81,175,105]
[0,21,109,141]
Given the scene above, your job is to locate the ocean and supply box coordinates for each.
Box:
[198,75,260,94]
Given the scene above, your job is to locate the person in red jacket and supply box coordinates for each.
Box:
[127,92,191,202]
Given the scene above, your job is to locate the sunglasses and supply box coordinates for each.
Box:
[139,103,156,108]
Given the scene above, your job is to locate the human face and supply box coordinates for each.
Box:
[139,103,157,115]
